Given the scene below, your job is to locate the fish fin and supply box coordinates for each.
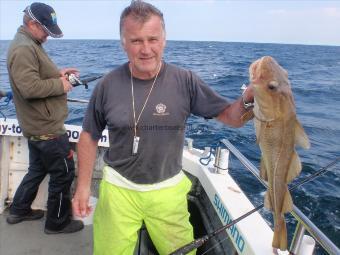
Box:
[241,109,254,122]
[282,188,293,213]
[264,191,272,210]
[260,157,268,181]
[272,215,288,250]
[295,120,310,149]
[286,151,302,183]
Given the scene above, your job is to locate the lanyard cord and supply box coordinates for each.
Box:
[130,63,161,137]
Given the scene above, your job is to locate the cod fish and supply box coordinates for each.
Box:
[249,56,310,251]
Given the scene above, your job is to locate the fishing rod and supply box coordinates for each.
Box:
[169,156,340,255]
[67,98,90,104]
[67,73,103,89]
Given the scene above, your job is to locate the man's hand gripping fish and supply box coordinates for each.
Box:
[249,56,310,251]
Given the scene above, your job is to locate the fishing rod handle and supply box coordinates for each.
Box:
[168,237,208,255]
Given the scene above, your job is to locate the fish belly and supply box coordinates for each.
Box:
[256,119,297,250]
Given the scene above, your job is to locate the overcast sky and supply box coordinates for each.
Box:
[1,0,340,46]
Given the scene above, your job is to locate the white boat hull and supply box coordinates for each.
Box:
[0,118,274,255]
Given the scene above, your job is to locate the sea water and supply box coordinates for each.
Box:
[1,39,339,254]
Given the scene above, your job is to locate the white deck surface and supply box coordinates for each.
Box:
[0,209,93,255]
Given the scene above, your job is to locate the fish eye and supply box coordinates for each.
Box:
[268,81,278,90]
[268,84,276,90]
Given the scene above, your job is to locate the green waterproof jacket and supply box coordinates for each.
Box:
[7,26,67,138]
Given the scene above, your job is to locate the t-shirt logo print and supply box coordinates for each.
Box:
[153,103,169,116]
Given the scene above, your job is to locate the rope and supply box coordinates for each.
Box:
[199,147,214,166]
[198,141,226,166]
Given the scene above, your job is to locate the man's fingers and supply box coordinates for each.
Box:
[60,68,79,77]
[72,198,82,217]
[72,197,90,217]
[80,201,89,217]
[60,77,73,93]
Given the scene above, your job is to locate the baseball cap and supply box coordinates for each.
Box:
[24,2,63,38]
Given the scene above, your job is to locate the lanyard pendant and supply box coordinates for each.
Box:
[132,136,140,155]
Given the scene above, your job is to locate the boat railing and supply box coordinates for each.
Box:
[220,139,340,255]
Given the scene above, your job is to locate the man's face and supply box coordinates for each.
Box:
[121,15,166,79]
[29,20,49,43]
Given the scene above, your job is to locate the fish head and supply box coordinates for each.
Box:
[249,56,295,121]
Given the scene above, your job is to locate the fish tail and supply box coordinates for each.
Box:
[272,215,288,250]
[264,188,292,212]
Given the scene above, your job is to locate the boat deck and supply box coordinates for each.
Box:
[0,209,93,255]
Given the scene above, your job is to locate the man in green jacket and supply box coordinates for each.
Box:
[6,2,83,234]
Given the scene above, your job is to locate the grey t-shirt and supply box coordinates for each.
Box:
[83,62,229,184]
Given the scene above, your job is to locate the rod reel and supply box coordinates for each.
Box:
[66,73,103,89]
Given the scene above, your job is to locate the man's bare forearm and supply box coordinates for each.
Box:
[216,85,254,127]
[216,97,250,127]
[77,131,98,189]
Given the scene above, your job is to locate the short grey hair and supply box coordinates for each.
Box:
[120,0,165,40]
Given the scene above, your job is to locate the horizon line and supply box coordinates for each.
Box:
[0,38,338,47]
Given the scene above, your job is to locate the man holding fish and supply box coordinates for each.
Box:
[72,1,256,254]
[73,0,310,253]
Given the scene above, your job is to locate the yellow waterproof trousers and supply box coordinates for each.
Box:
[93,176,196,255]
